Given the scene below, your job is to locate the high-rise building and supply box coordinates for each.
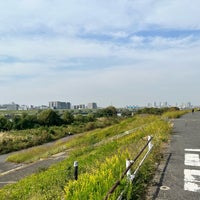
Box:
[87,102,97,109]
[73,104,86,109]
[49,101,71,109]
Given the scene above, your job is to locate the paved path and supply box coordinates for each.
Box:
[148,111,200,200]
[0,135,74,188]
[0,153,67,188]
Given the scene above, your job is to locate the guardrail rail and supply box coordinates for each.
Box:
[104,135,153,200]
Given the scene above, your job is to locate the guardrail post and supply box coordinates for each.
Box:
[126,159,131,177]
[126,159,134,181]
[148,135,153,151]
[105,136,154,200]
[74,161,78,180]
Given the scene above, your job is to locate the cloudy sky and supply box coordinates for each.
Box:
[0,0,200,107]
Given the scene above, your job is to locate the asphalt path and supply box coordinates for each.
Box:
[148,111,200,200]
[0,134,74,188]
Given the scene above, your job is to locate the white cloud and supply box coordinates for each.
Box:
[145,0,200,30]
[0,0,200,36]
[0,0,200,106]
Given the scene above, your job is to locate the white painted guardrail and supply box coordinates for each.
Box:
[126,136,153,182]
[104,135,153,200]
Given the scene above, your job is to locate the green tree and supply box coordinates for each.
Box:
[102,106,117,117]
[12,115,22,130]
[121,109,132,117]
[74,114,85,123]
[38,110,61,126]
[62,111,74,124]
[86,113,96,122]
[0,116,10,131]
[95,106,117,117]
[20,114,39,129]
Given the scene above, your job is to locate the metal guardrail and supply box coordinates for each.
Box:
[103,136,153,200]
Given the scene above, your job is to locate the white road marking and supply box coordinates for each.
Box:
[185,149,200,152]
[184,169,200,192]
[0,181,16,184]
[185,153,200,167]
[184,149,200,193]
[0,165,25,176]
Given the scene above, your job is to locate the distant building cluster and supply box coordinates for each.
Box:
[49,101,97,110]
[0,102,19,110]
[0,101,98,111]
[0,100,196,111]
[147,101,194,109]
[126,105,139,109]
[0,102,49,111]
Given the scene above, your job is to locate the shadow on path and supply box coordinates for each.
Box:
[151,153,172,199]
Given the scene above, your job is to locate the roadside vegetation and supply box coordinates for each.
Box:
[0,107,190,199]
[7,114,155,163]
[0,106,119,154]
[0,106,181,155]
[0,106,118,131]
[162,109,190,119]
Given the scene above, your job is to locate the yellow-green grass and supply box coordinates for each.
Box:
[0,117,121,154]
[7,142,66,163]
[7,115,158,163]
[0,115,172,200]
[64,118,171,200]
[162,109,190,119]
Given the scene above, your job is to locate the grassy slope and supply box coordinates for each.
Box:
[0,115,172,200]
[0,117,119,155]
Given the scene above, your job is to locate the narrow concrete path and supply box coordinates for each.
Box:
[0,135,74,188]
[0,153,67,188]
[148,111,200,200]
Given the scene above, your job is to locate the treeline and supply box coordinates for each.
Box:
[0,106,180,131]
[136,106,180,115]
[0,106,119,131]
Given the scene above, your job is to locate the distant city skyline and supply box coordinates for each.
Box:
[0,1,200,107]
[0,100,196,111]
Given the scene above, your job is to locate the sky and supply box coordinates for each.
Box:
[0,0,200,108]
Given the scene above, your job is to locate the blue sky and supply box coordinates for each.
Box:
[0,0,200,107]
